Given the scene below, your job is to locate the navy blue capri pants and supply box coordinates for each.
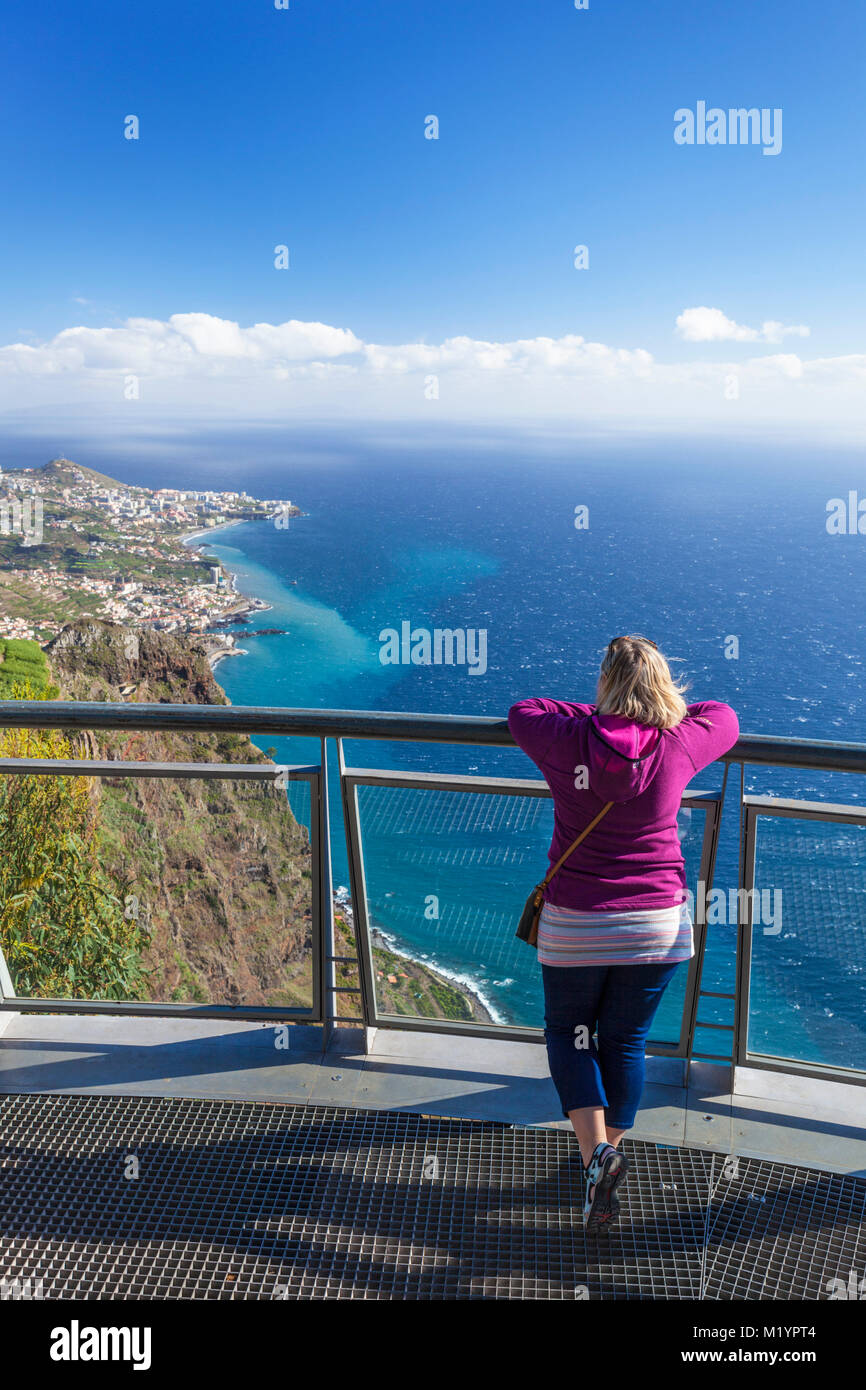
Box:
[541,960,682,1130]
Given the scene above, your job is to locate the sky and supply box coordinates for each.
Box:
[0,0,863,437]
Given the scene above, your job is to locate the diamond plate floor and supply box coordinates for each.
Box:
[0,1092,862,1300]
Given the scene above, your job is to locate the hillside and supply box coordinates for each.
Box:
[0,637,56,697]
[0,456,297,644]
[0,621,491,1021]
[38,456,128,489]
[42,621,313,1007]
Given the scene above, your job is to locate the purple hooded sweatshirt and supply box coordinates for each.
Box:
[507,698,740,913]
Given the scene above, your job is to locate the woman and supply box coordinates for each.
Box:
[508,635,738,1233]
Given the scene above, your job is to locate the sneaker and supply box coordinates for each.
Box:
[583,1141,629,1233]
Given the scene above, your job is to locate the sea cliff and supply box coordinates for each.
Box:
[3,619,492,1022]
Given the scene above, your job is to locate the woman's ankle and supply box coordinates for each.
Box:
[583,1140,614,1170]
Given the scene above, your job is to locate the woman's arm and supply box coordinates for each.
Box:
[507,698,594,765]
[680,701,740,771]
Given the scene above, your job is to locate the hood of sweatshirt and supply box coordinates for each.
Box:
[586,711,666,802]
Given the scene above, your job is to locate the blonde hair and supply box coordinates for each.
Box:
[596,635,688,729]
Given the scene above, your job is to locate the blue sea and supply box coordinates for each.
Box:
[8,425,866,1067]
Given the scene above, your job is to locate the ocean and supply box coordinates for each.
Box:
[8,425,866,1067]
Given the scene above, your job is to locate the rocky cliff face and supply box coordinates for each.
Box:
[45,620,315,1009]
[46,622,225,706]
[41,619,491,1023]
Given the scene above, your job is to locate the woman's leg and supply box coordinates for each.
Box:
[567,1106,608,1169]
[595,961,682,1132]
[541,962,610,1167]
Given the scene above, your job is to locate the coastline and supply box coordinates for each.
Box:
[332,889,501,1026]
[201,529,503,1025]
[183,521,275,645]
[209,645,249,669]
[180,518,247,547]
[369,925,506,1026]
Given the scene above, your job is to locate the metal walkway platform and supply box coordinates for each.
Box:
[1,1092,863,1300]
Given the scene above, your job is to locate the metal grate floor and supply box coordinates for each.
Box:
[0,1093,862,1300]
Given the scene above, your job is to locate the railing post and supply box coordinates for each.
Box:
[319,736,337,1052]
[683,781,737,1090]
[337,739,376,1043]
[734,795,758,1076]
[682,794,722,1068]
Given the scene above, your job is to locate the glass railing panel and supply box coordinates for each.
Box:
[353,780,708,1043]
[0,769,316,1012]
[694,994,735,1027]
[747,810,866,1071]
[692,1023,734,1061]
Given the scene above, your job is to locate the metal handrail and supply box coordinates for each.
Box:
[1,701,865,1082]
[2,700,866,772]
[339,760,723,1053]
[0,756,327,1026]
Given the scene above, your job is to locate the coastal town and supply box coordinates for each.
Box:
[0,456,497,1028]
[0,457,298,654]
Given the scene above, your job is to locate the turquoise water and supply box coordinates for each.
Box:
[162,441,866,1068]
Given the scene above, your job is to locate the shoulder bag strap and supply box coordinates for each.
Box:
[539,800,614,891]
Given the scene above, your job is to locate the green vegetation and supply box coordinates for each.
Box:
[0,623,483,1021]
[370,941,479,1022]
[170,951,208,1003]
[427,979,473,1021]
[0,682,149,1000]
[40,457,128,489]
[0,639,56,698]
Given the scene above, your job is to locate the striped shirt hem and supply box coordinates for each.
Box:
[537,900,694,967]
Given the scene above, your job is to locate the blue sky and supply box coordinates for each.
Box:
[1,0,863,432]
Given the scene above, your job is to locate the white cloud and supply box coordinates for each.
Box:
[362,333,654,376]
[0,314,364,377]
[0,317,658,387]
[676,306,810,344]
[0,310,860,436]
[170,312,363,361]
